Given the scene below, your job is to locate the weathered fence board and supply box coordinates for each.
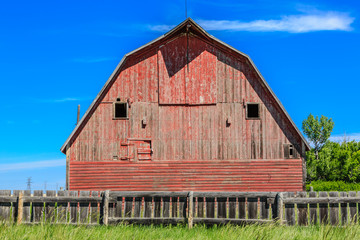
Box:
[217,197,227,218]
[228,197,236,219]
[33,190,44,223]
[144,197,152,218]
[309,191,317,224]
[0,190,12,222]
[69,191,78,223]
[297,192,307,226]
[206,197,215,218]
[46,190,56,222]
[319,192,328,224]
[91,191,99,223]
[134,197,142,218]
[340,192,348,225]
[260,196,269,219]
[57,191,68,223]
[79,191,90,223]
[238,197,246,219]
[285,192,295,225]
[329,192,339,225]
[349,191,357,223]
[124,197,133,217]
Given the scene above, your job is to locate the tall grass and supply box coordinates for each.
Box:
[1,223,360,240]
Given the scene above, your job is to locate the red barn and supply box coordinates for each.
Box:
[61,18,309,192]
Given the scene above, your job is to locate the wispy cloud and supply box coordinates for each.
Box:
[0,159,65,172]
[38,97,90,103]
[72,57,117,63]
[330,133,360,142]
[150,11,354,33]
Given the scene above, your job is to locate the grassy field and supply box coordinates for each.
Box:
[1,223,360,240]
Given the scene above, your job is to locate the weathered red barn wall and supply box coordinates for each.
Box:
[67,31,305,192]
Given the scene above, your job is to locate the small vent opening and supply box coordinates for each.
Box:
[114,102,128,118]
[247,103,259,118]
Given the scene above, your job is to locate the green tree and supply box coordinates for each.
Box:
[302,114,334,159]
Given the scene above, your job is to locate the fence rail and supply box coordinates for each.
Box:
[1,190,359,227]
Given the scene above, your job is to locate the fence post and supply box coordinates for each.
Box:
[273,192,283,224]
[102,190,110,225]
[17,191,23,224]
[188,191,193,229]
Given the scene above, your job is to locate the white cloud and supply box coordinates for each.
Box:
[72,57,116,63]
[0,159,65,172]
[38,97,89,103]
[150,11,354,33]
[330,133,360,142]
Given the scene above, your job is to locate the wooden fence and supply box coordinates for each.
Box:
[1,190,359,227]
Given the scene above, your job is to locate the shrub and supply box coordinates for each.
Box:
[306,181,360,192]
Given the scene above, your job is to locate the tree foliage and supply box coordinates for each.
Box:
[306,140,360,182]
[302,114,334,154]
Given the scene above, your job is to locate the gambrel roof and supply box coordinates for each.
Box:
[61,18,310,153]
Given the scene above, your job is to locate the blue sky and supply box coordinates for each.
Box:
[0,0,359,190]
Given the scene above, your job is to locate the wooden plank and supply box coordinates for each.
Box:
[17,191,24,224]
[172,197,178,218]
[57,191,68,223]
[228,197,236,219]
[33,190,44,223]
[285,192,295,225]
[13,190,21,223]
[134,197,142,218]
[349,191,357,223]
[340,192,348,225]
[90,191,99,224]
[247,197,258,220]
[319,192,328,224]
[115,196,122,218]
[297,191,308,226]
[238,197,246,219]
[79,191,90,223]
[0,190,12,222]
[259,196,269,219]
[163,197,170,218]
[188,192,193,229]
[102,190,109,225]
[179,197,187,218]
[154,197,161,218]
[329,192,339,225]
[206,197,215,218]
[197,197,204,218]
[124,197,133,217]
[22,190,31,223]
[69,191,78,223]
[45,190,56,223]
[217,197,227,218]
[144,197,152,218]
[309,191,317,224]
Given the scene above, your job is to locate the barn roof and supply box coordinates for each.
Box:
[61,18,310,153]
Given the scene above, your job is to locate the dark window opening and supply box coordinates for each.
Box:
[289,145,294,157]
[247,103,259,118]
[114,102,128,118]
[116,98,121,102]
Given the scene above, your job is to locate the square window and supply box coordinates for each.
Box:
[246,103,260,119]
[114,102,128,119]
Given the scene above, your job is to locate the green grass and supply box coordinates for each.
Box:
[2,223,360,240]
